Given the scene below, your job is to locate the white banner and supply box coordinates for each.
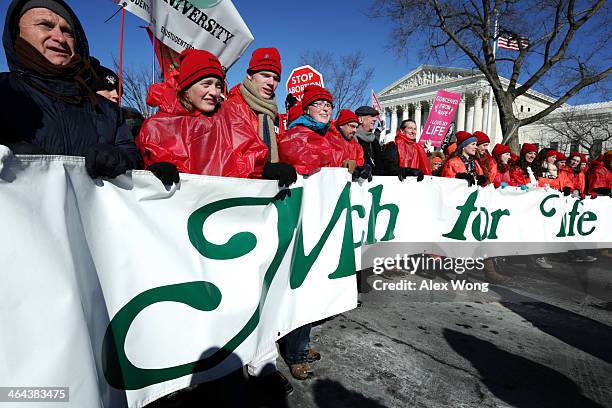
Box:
[0,155,610,407]
[116,0,254,69]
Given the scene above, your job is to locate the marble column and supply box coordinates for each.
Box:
[473,90,484,133]
[457,97,466,131]
[494,104,503,145]
[482,94,490,134]
[466,100,475,134]
[401,104,409,123]
[414,101,422,136]
[390,106,398,136]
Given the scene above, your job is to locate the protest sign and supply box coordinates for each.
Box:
[420,90,462,146]
[286,65,325,103]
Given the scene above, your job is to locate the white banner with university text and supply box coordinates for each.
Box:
[0,155,610,407]
[116,0,254,69]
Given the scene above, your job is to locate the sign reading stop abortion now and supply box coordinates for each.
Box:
[421,90,462,147]
[286,65,325,103]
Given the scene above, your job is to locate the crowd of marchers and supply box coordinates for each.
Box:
[1,0,611,403]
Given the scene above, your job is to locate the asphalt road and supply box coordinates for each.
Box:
[149,251,612,408]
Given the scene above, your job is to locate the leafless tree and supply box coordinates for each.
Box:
[544,107,611,158]
[371,0,612,149]
[299,50,375,112]
[112,58,162,118]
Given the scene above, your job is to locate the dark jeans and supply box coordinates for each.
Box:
[279,324,311,365]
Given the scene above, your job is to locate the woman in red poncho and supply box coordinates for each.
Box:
[490,144,514,188]
[381,119,431,181]
[440,131,486,186]
[473,131,495,186]
[586,151,612,196]
[277,85,352,176]
[509,143,538,186]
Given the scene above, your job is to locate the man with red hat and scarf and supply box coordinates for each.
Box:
[217,47,297,187]
[381,119,430,181]
[278,85,350,176]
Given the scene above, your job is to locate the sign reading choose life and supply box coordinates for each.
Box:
[286,65,325,103]
[117,0,254,69]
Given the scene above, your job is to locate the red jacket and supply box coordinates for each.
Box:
[441,156,483,178]
[216,85,273,178]
[328,125,364,166]
[278,122,345,175]
[394,131,431,175]
[586,159,611,193]
[558,167,586,194]
[481,153,497,186]
[509,165,530,186]
[137,75,266,178]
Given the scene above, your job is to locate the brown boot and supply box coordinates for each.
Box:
[483,258,510,284]
[289,362,313,380]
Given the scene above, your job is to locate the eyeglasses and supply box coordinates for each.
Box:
[310,101,334,109]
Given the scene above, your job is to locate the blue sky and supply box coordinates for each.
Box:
[0,0,607,107]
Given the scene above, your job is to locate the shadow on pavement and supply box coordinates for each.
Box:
[444,328,605,408]
[493,285,612,364]
[312,379,388,408]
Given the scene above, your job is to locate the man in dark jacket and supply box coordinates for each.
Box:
[355,105,384,175]
[0,0,141,179]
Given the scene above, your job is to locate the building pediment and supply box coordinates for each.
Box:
[379,65,475,97]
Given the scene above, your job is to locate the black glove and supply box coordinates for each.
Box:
[262,162,297,187]
[455,172,475,187]
[9,141,47,154]
[352,164,373,182]
[399,167,424,182]
[476,175,488,186]
[591,187,611,196]
[562,186,572,196]
[147,162,179,185]
[85,144,130,179]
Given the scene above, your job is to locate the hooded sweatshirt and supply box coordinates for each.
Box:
[0,0,140,167]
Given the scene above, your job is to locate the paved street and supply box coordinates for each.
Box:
[150,251,611,408]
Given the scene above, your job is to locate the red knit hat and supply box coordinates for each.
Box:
[520,143,538,156]
[568,151,582,161]
[178,49,224,91]
[545,150,558,158]
[336,109,359,126]
[555,151,567,161]
[578,152,587,163]
[302,85,333,108]
[248,48,282,76]
[473,131,490,145]
[492,143,511,157]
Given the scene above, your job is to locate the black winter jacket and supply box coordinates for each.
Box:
[0,0,141,168]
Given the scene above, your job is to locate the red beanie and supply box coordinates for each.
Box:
[555,151,567,161]
[569,151,582,161]
[545,150,558,158]
[492,143,511,157]
[520,143,538,156]
[578,152,587,163]
[336,109,359,126]
[248,48,282,76]
[302,85,333,108]
[473,131,490,145]
[178,49,224,91]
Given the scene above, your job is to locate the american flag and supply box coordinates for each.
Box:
[497,32,529,51]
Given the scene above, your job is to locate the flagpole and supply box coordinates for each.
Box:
[485,9,498,139]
